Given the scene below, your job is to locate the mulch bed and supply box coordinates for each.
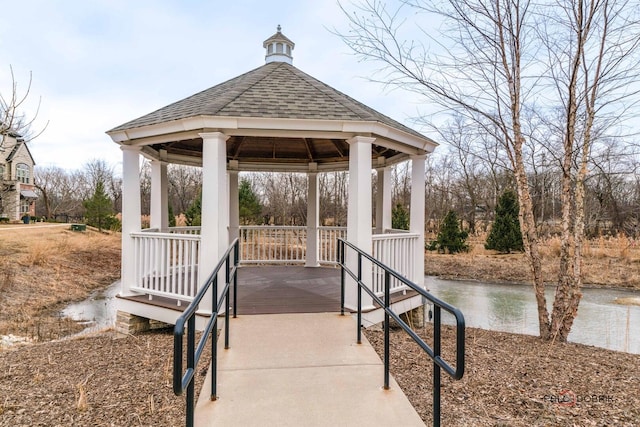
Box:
[365,325,640,426]
[1,325,638,426]
[0,330,196,427]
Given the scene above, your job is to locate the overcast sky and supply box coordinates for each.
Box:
[0,0,432,174]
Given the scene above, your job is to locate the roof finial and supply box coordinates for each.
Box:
[263,26,295,65]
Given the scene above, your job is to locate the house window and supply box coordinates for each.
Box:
[0,164,4,179]
[276,43,283,53]
[21,199,30,215]
[17,163,29,184]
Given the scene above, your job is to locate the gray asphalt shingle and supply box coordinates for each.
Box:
[109,62,425,140]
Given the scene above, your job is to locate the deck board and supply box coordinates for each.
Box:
[234,266,342,315]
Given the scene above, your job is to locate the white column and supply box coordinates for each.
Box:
[306,166,319,267]
[375,165,392,234]
[120,146,142,296]
[199,132,230,312]
[150,160,168,230]
[229,169,239,242]
[346,136,374,311]
[410,154,427,286]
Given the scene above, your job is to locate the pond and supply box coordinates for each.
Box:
[60,276,640,355]
[425,276,640,354]
[61,281,120,335]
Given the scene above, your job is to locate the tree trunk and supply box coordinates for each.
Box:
[512,135,551,340]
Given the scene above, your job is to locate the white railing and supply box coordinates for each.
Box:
[238,225,348,265]
[239,226,307,264]
[131,230,201,303]
[372,232,419,296]
[130,225,418,301]
[319,226,347,264]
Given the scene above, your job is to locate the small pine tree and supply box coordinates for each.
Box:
[185,191,201,226]
[485,189,524,253]
[239,178,263,224]
[84,181,113,231]
[391,203,409,230]
[428,210,469,253]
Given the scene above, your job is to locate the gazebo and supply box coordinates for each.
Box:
[107,27,437,331]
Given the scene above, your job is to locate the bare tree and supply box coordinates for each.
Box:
[168,165,202,214]
[338,0,640,340]
[538,0,640,341]
[0,66,47,145]
[34,166,82,219]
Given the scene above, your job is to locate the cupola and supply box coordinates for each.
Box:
[263,25,295,65]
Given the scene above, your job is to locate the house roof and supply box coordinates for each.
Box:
[6,141,36,166]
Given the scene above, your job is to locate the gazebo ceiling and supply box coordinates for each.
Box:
[150,135,401,167]
[107,27,437,172]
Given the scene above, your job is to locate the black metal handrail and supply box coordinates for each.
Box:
[173,238,239,427]
[337,238,465,427]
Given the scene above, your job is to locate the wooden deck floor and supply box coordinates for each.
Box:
[234,266,342,315]
[119,265,420,317]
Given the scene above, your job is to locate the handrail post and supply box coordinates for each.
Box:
[233,241,239,318]
[211,275,218,400]
[225,262,230,350]
[186,316,196,427]
[339,241,345,316]
[357,253,362,345]
[384,270,390,390]
[433,306,442,427]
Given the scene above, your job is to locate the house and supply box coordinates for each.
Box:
[0,129,37,221]
[107,27,437,331]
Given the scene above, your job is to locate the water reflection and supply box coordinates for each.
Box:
[61,281,120,335]
[425,276,640,354]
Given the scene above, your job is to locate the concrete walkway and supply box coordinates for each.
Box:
[195,313,425,427]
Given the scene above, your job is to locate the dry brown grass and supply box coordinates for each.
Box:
[426,232,640,290]
[0,225,121,340]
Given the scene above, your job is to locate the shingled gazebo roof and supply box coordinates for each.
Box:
[107,28,437,171]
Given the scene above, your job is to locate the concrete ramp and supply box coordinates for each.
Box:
[195,313,425,426]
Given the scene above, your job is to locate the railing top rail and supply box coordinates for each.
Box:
[238,225,348,230]
[131,231,201,240]
[384,228,412,233]
[372,232,420,240]
[239,225,306,230]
